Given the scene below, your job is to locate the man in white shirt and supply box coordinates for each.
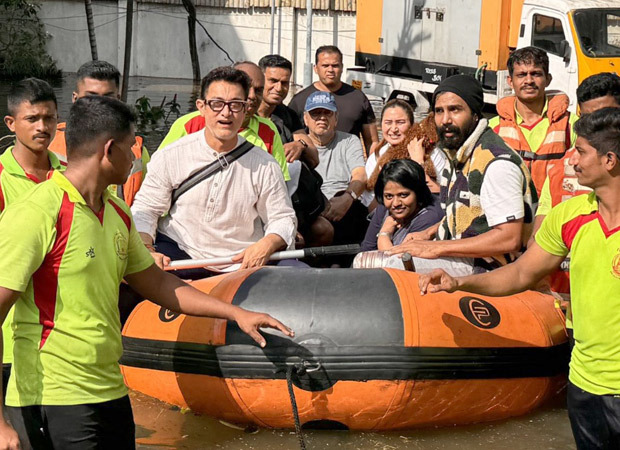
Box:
[388,75,537,276]
[131,67,298,278]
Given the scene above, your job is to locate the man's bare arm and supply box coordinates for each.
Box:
[361,123,379,156]
[125,264,294,347]
[419,242,564,296]
[0,288,22,449]
[389,219,524,259]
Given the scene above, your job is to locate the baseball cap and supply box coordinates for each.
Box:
[304,91,338,112]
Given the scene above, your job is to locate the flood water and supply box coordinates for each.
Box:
[1,75,576,449]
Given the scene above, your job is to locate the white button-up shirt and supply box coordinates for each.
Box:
[131,132,296,271]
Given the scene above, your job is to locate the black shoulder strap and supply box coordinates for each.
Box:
[170,139,255,207]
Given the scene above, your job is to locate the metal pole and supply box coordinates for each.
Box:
[120,0,134,102]
[269,0,276,54]
[303,0,313,87]
[84,0,98,60]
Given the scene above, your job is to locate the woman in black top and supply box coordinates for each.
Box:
[360,159,444,252]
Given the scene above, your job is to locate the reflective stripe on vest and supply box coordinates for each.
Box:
[494,95,571,195]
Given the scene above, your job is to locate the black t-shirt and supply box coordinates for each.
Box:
[271,104,304,144]
[288,83,376,138]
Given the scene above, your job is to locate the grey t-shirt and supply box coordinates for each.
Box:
[315,131,366,199]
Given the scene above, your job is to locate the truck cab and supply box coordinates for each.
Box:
[347,0,620,113]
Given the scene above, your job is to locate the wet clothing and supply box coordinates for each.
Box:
[536,192,620,397]
[49,123,150,206]
[132,133,296,273]
[437,119,537,271]
[315,131,366,200]
[6,395,135,450]
[158,111,290,181]
[360,203,444,251]
[567,382,620,450]
[288,83,376,138]
[0,171,154,407]
[490,95,578,195]
[0,147,64,367]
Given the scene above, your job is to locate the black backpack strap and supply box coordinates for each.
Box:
[170,140,255,207]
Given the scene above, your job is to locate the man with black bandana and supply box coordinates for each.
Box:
[387,75,537,276]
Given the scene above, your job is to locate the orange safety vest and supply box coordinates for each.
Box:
[546,147,591,296]
[49,123,146,206]
[494,95,572,196]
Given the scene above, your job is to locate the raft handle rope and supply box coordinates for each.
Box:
[277,360,323,450]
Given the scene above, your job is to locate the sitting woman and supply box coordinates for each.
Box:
[363,99,443,208]
[360,159,444,252]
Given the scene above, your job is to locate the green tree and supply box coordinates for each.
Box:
[0,0,61,79]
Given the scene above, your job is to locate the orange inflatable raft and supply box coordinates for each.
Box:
[120,267,569,430]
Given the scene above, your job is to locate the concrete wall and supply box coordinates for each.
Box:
[38,1,356,88]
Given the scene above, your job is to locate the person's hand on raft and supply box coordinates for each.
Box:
[418,269,459,295]
[0,419,21,450]
[233,308,295,348]
[386,239,441,259]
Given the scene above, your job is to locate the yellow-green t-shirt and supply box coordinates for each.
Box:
[158,111,290,181]
[0,147,64,365]
[0,172,154,406]
[536,192,620,395]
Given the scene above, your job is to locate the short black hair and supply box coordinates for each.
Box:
[200,66,251,99]
[66,96,136,160]
[315,45,343,65]
[577,72,620,106]
[381,99,414,125]
[375,159,434,209]
[574,107,620,159]
[7,78,57,116]
[507,46,549,76]
[258,54,293,72]
[76,60,121,87]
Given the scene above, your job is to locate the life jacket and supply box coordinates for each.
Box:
[49,123,147,206]
[546,147,591,296]
[438,121,537,272]
[494,95,572,196]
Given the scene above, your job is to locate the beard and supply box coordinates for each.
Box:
[436,116,478,150]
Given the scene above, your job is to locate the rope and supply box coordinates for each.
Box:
[285,365,307,450]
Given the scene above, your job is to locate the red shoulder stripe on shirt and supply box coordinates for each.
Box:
[561,212,597,250]
[184,116,206,135]
[108,198,131,232]
[257,122,275,154]
[0,163,5,212]
[32,192,75,349]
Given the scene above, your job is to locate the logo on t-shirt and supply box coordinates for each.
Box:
[85,247,96,258]
[114,230,128,260]
[612,248,620,279]
[459,296,501,329]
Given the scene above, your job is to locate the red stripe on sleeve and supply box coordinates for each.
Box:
[561,212,597,250]
[108,199,131,232]
[32,193,75,349]
[0,163,5,212]
[257,122,275,155]
[184,116,206,135]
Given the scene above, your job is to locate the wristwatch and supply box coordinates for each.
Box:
[346,189,359,201]
[377,231,393,238]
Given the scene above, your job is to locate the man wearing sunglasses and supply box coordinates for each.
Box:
[131,67,297,278]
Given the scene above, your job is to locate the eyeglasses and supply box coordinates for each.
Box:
[308,109,335,120]
[205,99,247,113]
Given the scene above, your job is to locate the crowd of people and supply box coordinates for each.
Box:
[0,42,618,449]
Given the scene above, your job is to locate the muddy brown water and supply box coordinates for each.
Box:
[1,75,575,449]
[131,389,575,449]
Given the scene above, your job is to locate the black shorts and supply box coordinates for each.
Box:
[567,381,620,449]
[6,395,135,450]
